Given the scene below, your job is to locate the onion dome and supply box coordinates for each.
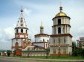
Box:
[40,21,44,29]
[53,6,70,19]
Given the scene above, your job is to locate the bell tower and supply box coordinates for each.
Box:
[49,6,72,56]
[15,9,28,38]
[12,9,30,56]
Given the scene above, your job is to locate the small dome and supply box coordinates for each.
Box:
[56,12,67,17]
[40,26,44,29]
[21,9,23,12]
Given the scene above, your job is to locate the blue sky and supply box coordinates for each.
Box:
[0,0,84,50]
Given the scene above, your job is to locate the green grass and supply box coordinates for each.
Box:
[21,56,84,59]
[48,56,84,59]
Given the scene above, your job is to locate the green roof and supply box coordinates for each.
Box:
[0,50,11,52]
[22,50,47,52]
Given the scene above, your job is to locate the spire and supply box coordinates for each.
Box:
[40,21,44,34]
[16,8,27,28]
[40,21,43,29]
[20,8,24,19]
[59,0,63,12]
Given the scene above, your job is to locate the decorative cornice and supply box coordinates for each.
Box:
[12,46,22,49]
[52,16,70,20]
[12,38,28,39]
[15,27,28,29]
[50,34,72,38]
[50,44,72,47]
[33,42,48,43]
[35,34,49,37]
[15,33,28,35]
[52,24,71,27]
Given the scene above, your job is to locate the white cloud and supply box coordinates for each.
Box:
[24,8,32,16]
[0,27,14,50]
[4,27,15,39]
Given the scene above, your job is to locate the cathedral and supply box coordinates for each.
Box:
[11,6,72,56]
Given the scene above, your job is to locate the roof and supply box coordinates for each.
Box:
[33,42,48,43]
[22,50,46,52]
[16,9,28,28]
[35,34,49,37]
[34,45,45,49]
[56,12,67,17]
[53,7,70,19]
[0,50,11,52]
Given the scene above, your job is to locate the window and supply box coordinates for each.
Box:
[15,42,19,49]
[63,48,66,54]
[54,28,56,34]
[58,27,61,34]
[43,39,45,42]
[26,30,27,33]
[58,38,60,44]
[63,27,65,33]
[53,48,56,54]
[53,39,55,44]
[15,42,18,46]
[58,19,61,25]
[21,29,23,33]
[46,44,47,48]
[64,37,66,44]
[21,24,23,26]
[16,29,18,33]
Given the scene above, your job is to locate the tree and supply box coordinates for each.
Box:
[72,41,84,57]
[45,48,50,58]
[7,50,11,56]
[72,42,78,56]
[81,49,84,57]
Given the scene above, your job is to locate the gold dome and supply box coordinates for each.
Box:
[56,12,67,17]
[53,7,70,19]
[55,6,67,17]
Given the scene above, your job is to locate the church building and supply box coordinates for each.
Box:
[11,4,73,56]
[49,6,72,56]
[12,9,31,56]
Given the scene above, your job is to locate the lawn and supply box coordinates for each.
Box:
[21,56,84,59]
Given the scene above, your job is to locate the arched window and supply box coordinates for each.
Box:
[58,19,61,25]
[15,42,19,49]
[63,48,66,54]
[43,39,45,42]
[21,24,23,26]
[26,30,27,33]
[58,38,60,44]
[46,44,47,48]
[58,27,61,34]
[54,27,56,34]
[63,27,65,34]
[53,39,55,45]
[53,48,56,54]
[16,29,18,33]
[21,29,23,33]
[15,42,19,46]
[64,37,66,44]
